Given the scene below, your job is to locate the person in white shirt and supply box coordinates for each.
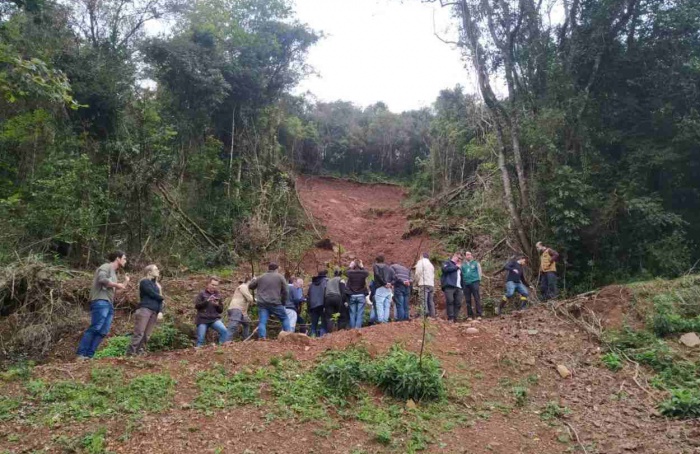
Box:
[414,252,436,318]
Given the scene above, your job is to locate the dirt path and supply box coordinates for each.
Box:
[296,176,439,270]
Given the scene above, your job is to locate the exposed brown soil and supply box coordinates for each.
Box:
[295,176,440,270]
[2,176,698,454]
[580,285,644,330]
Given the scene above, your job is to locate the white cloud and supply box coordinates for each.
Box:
[292,0,475,112]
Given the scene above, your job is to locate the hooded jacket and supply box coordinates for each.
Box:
[307,274,328,310]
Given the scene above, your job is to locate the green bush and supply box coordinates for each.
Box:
[369,346,445,402]
[601,352,623,371]
[315,347,372,397]
[93,336,131,359]
[659,389,700,418]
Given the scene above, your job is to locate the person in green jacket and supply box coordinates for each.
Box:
[460,251,483,320]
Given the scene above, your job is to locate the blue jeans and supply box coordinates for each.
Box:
[77,300,114,358]
[394,286,409,321]
[197,320,229,346]
[505,281,529,309]
[258,304,291,339]
[375,287,392,323]
[348,294,366,329]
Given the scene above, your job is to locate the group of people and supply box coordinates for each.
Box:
[75,243,559,359]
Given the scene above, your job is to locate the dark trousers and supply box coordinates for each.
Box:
[540,272,558,300]
[309,306,325,337]
[323,295,342,334]
[444,287,461,321]
[462,282,482,317]
[127,307,158,355]
[227,308,251,340]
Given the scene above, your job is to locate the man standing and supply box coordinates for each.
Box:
[76,251,130,360]
[249,263,291,340]
[227,279,255,340]
[127,264,164,356]
[414,252,435,318]
[497,256,531,314]
[194,277,229,347]
[285,277,305,332]
[345,260,369,329]
[373,255,395,323]
[307,270,328,337]
[323,269,345,333]
[536,241,559,300]
[460,252,483,320]
[441,252,462,322]
[390,262,411,321]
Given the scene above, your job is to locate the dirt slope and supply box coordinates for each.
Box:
[296,176,439,268]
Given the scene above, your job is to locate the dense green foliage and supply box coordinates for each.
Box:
[282,0,700,290]
[2,0,699,292]
[93,322,192,358]
[0,0,317,268]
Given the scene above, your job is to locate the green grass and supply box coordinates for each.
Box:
[94,322,191,358]
[193,365,262,413]
[22,366,175,424]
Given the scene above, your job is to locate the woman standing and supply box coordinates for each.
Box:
[127,265,164,356]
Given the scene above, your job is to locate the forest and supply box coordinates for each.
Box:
[1,0,700,291]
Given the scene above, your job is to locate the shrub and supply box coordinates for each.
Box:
[315,347,371,397]
[601,352,623,371]
[659,389,700,418]
[369,346,445,402]
[540,401,570,421]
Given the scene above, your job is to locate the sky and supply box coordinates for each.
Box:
[291,0,475,113]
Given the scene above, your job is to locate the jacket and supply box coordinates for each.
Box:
[540,249,558,273]
[307,275,328,309]
[194,289,223,325]
[461,260,481,285]
[326,276,342,298]
[138,278,164,313]
[248,271,288,306]
[286,284,305,311]
[440,259,461,289]
[390,264,411,288]
[228,283,254,313]
[373,263,395,287]
[504,260,529,286]
[345,269,369,295]
[414,257,435,287]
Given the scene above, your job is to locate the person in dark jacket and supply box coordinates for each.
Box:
[324,269,345,333]
[345,261,369,329]
[249,263,291,340]
[307,270,328,336]
[390,262,411,321]
[495,256,531,314]
[441,252,462,322]
[127,264,164,356]
[286,278,305,331]
[194,277,229,347]
[373,255,395,323]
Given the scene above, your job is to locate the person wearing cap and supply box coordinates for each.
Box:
[248,263,291,340]
[414,252,436,318]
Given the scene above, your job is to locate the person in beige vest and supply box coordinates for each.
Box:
[226,279,255,340]
[536,241,559,300]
